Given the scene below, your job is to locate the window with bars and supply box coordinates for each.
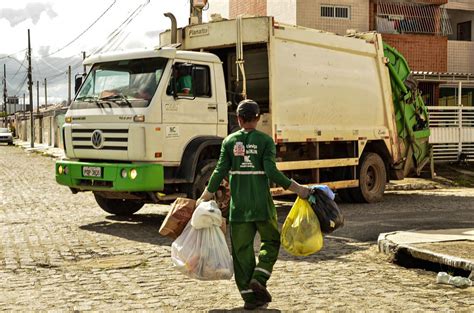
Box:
[321,5,350,19]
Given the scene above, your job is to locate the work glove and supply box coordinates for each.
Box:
[196,188,214,208]
[288,179,311,199]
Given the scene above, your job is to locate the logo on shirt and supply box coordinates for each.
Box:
[233,142,245,156]
[241,155,254,169]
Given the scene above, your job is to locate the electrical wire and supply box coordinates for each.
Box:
[92,0,150,55]
[11,53,27,81]
[0,49,27,60]
[43,0,117,58]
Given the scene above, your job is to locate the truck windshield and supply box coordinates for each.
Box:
[73,57,167,109]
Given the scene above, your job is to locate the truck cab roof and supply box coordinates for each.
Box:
[83,47,221,66]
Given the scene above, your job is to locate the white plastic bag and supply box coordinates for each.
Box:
[191,200,222,229]
[171,202,233,280]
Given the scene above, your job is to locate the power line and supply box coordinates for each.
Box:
[0,48,27,60]
[43,0,117,58]
[11,52,27,81]
[92,0,150,55]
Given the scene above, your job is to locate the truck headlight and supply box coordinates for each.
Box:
[130,169,138,180]
[58,165,63,174]
[65,116,72,123]
[63,166,69,175]
[121,169,128,178]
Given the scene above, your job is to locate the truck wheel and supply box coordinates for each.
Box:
[186,160,230,217]
[350,152,386,203]
[93,194,144,216]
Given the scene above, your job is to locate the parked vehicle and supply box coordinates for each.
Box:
[0,127,13,145]
[55,16,431,215]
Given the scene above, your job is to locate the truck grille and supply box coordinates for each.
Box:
[71,128,128,151]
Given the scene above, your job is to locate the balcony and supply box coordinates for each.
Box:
[374,0,452,36]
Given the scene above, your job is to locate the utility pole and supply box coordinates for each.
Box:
[23,93,25,113]
[3,64,6,127]
[27,29,34,148]
[44,78,47,110]
[68,65,71,106]
[36,80,40,114]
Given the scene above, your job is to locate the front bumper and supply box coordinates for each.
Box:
[0,137,13,142]
[55,160,164,192]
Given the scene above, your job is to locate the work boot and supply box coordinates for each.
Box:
[243,299,268,310]
[249,279,272,303]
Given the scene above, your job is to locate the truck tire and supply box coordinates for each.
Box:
[94,194,144,216]
[349,152,386,203]
[185,160,230,217]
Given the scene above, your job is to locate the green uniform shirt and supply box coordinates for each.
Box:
[177,75,192,93]
[207,129,292,222]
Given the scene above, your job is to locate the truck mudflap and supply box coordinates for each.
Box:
[55,160,164,192]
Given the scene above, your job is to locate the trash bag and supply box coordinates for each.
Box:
[171,202,233,280]
[191,200,222,229]
[309,187,344,234]
[281,197,323,256]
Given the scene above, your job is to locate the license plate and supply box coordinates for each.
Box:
[83,166,102,178]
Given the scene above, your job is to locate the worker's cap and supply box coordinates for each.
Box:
[236,99,260,119]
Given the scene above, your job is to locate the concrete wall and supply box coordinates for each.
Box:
[382,34,448,72]
[229,0,266,18]
[206,0,229,19]
[297,0,369,35]
[14,111,66,148]
[267,0,296,25]
[448,40,474,73]
[445,0,474,11]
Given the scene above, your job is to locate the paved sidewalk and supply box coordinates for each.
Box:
[378,228,474,274]
[15,140,65,159]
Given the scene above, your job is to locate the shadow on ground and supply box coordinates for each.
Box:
[79,213,173,246]
[80,190,474,260]
[275,190,474,243]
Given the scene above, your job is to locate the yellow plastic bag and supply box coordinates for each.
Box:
[281,197,323,256]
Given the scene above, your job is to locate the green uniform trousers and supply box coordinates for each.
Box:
[230,216,280,303]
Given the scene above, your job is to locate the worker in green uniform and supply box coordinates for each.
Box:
[175,66,192,95]
[197,99,310,310]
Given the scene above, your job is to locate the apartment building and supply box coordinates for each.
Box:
[226,0,474,105]
[223,0,474,160]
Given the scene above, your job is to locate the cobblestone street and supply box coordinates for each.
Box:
[1,145,473,311]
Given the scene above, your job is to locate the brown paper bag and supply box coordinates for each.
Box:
[159,198,196,239]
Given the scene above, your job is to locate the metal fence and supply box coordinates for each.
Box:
[376,0,453,36]
[428,106,474,162]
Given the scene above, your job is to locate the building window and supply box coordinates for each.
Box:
[321,5,350,19]
[457,21,472,41]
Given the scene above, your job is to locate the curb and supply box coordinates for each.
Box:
[14,140,65,159]
[378,232,474,273]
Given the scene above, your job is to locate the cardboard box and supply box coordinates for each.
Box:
[159,198,196,239]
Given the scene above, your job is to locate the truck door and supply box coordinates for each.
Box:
[161,61,218,161]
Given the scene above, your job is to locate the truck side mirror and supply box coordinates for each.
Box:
[74,74,84,95]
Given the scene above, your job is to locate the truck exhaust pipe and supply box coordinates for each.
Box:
[164,12,177,44]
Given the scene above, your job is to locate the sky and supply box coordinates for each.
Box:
[0,0,228,106]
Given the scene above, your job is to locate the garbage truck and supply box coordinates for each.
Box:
[55,16,431,216]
